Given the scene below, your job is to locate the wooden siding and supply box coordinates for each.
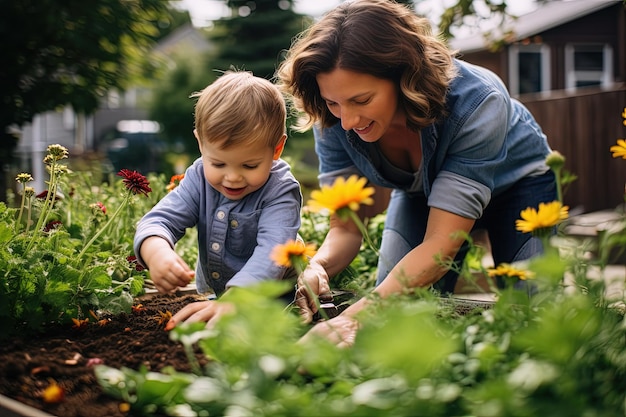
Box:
[521,85,626,213]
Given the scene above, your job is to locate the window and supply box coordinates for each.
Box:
[508,43,551,97]
[565,43,613,90]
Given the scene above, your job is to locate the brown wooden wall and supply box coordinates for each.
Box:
[521,85,626,213]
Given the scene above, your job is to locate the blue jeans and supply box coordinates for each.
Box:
[375,171,557,293]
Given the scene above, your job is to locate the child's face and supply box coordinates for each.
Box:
[197,138,278,200]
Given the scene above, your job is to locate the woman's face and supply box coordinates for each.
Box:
[316,68,401,142]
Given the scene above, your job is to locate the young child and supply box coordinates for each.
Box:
[134,71,302,318]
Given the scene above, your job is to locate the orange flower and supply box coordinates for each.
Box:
[307,175,374,215]
[270,239,317,268]
[131,304,146,315]
[166,174,185,192]
[156,310,173,327]
[42,380,65,403]
[71,317,89,330]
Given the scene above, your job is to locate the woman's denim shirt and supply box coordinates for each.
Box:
[134,158,302,296]
[316,59,552,220]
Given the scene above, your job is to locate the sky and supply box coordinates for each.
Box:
[179,0,538,28]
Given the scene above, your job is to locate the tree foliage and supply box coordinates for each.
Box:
[209,0,311,79]
[0,0,178,133]
[148,50,213,156]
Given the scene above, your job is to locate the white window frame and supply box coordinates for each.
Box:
[564,43,613,91]
[508,43,551,98]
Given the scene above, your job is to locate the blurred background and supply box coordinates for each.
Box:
[1,0,624,212]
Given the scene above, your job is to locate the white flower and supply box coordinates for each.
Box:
[258,354,285,378]
[507,359,558,392]
[183,377,223,404]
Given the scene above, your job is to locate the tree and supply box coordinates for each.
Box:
[148,0,311,161]
[209,0,310,79]
[148,50,213,157]
[0,0,179,201]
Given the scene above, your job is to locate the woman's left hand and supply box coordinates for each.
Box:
[298,314,359,348]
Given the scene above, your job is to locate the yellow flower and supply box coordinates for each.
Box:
[622,107,626,125]
[487,263,535,280]
[270,239,317,268]
[307,175,375,214]
[515,201,569,234]
[610,139,626,159]
[15,173,34,183]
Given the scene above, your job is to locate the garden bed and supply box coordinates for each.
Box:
[0,292,209,417]
[0,290,498,417]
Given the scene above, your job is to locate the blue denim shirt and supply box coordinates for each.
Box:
[316,59,551,220]
[134,158,302,296]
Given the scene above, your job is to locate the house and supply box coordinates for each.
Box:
[450,0,626,213]
[13,23,212,192]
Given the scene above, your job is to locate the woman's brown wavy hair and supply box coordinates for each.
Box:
[276,0,457,132]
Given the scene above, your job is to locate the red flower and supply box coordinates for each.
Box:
[127,255,145,272]
[117,169,152,196]
[90,201,107,216]
[43,220,62,232]
[36,190,62,201]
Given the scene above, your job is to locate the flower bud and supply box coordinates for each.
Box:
[545,151,565,171]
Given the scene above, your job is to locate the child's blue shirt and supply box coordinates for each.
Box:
[134,158,302,296]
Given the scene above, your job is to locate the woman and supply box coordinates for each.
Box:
[276,0,555,347]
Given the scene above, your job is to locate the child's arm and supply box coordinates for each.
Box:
[139,236,195,293]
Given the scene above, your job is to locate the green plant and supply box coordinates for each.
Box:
[94,110,626,416]
[0,145,161,337]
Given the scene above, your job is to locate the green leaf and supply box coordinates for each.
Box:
[0,222,12,243]
[356,300,456,382]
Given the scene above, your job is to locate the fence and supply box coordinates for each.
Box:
[521,85,626,213]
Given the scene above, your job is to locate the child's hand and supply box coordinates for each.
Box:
[141,237,195,293]
[164,300,235,331]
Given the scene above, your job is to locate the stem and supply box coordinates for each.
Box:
[26,165,57,252]
[77,191,131,259]
[15,184,26,233]
[347,210,379,256]
[183,344,202,376]
[25,197,32,233]
[554,167,563,204]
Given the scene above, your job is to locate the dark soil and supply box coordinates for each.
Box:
[0,292,209,417]
[0,289,491,417]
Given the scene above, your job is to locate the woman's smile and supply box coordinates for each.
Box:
[316,68,399,142]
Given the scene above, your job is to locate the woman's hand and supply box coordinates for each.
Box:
[164,300,235,331]
[298,314,359,348]
[295,261,333,323]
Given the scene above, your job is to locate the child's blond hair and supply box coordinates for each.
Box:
[192,70,286,149]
